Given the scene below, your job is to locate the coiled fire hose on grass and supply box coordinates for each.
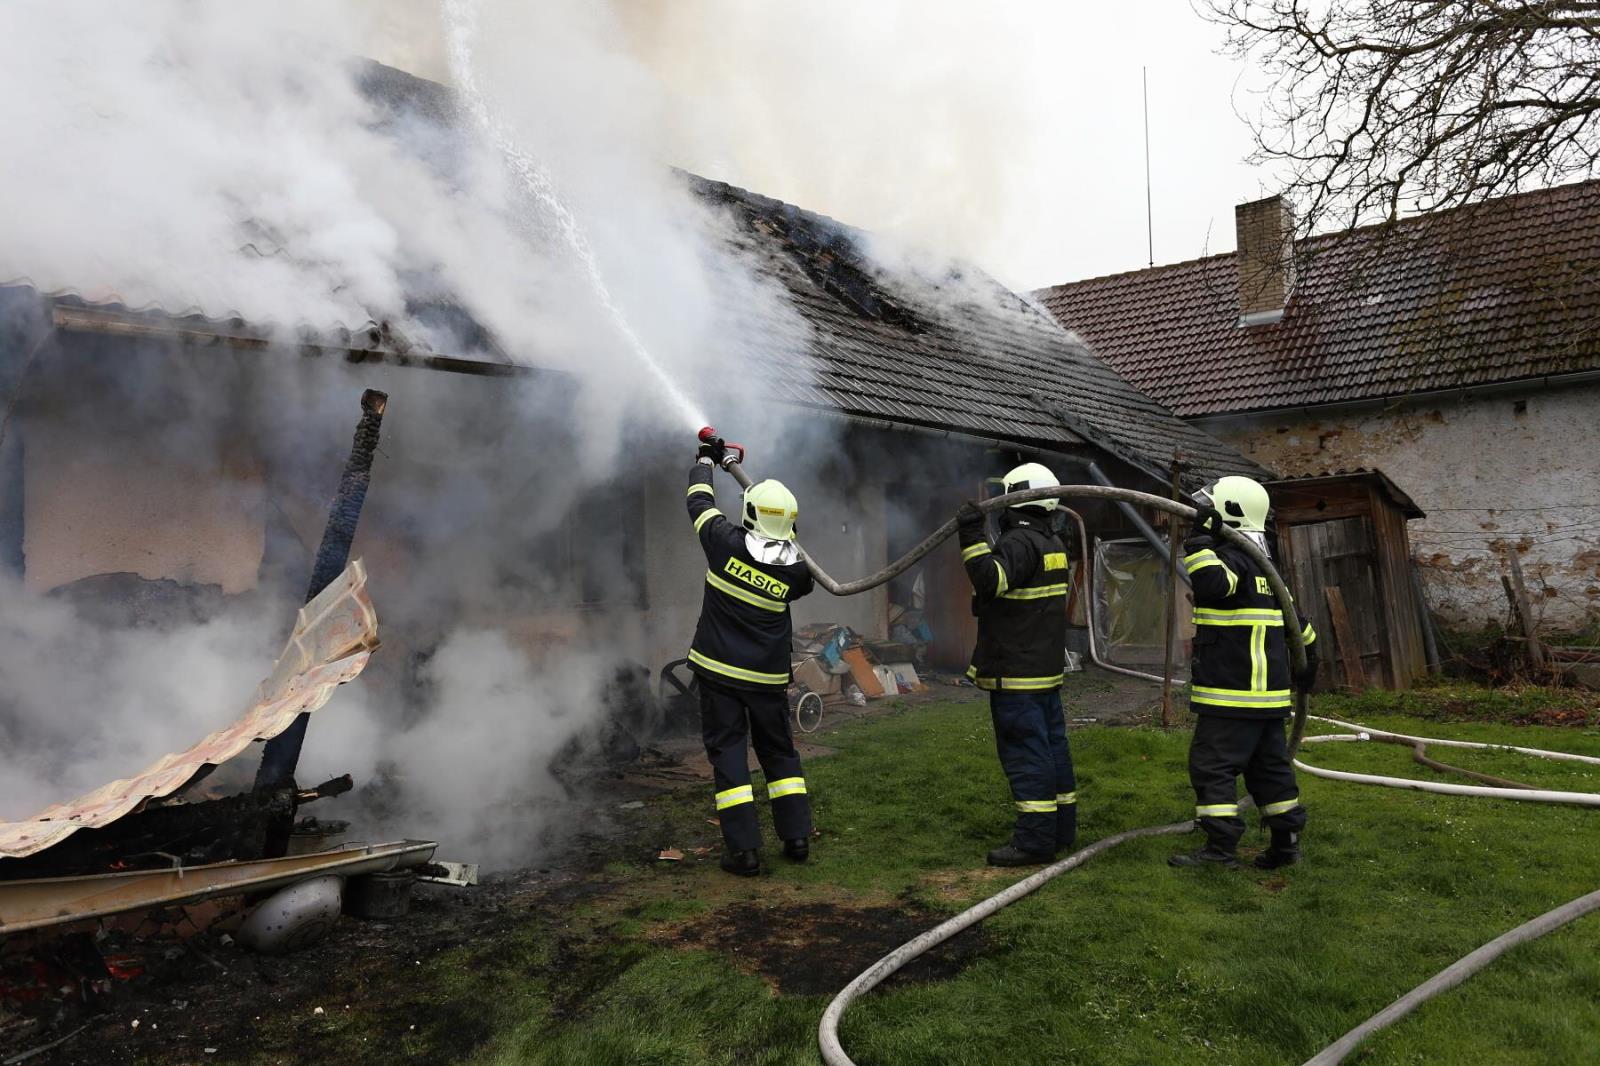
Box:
[711,459,1598,1065]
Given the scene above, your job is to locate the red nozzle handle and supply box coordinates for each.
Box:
[696,426,744,465]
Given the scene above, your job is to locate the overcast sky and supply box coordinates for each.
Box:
[625,0,1275,290]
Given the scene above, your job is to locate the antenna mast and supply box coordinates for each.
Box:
[1143,66,1154,268]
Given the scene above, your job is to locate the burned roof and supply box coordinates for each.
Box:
[692,177,1267,485]
[1035,179,1600,418]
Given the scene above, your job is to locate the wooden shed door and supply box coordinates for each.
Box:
[1284,517,1389,690]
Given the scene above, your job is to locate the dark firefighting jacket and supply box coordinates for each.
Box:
[959,511,1070,691]
[1184,535,1318,717]
[685,462,813,691]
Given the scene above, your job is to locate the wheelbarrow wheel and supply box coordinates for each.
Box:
[794,690,824,734]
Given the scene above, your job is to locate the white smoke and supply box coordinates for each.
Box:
[0,1,725,447]
[0,0,786,866]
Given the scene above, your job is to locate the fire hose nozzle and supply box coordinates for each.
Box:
[697,425,745,465]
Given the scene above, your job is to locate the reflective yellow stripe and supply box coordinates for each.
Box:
[965,667,1064,692]
[1015,799,1057,813]
[1193,608,1284,626]
[1251,623,1267,691]
[1056,792,1077,806]
[687,484,715,498]
[1302,623,1317,645]
[1000,674,1064,691]
[767,776,807,799]
[1261,796,1301,816]
[1043,552,1068,571]
[1183,549,1222,572]
[688,649,788,686]
[1191,686,1293,708]
[1001,583,1070,601]
[1226,568,1239,596]
[693,508,722,533]
[993,560,1009,595]
[962,541,992,561]
[706,570,786,613]
[1196,803,1240,818]
[716,785,754,810]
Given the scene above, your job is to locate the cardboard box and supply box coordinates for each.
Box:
[841,645,885,698]
[885,661,926,693]
[792,656,841,697]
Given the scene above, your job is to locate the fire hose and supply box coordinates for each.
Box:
[711,451,1313,749]
[701,442,1597,1065]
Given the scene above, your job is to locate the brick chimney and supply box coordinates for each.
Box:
[1235,195,1295,326]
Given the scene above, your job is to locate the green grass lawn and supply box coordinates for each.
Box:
[268,681,1600,1065]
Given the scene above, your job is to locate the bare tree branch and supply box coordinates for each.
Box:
[1202,0,1600,235]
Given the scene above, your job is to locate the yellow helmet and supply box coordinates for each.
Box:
[742,479,799,541]
[1002,462,1059,512]
[1204,475,1271,532]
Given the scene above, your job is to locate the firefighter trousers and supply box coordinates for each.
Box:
[700,678,812,852]
[990,688,1078,855]
[1188,713,1306,852]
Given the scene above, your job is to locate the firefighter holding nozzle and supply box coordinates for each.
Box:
[685,435,815,877]
[1170,476,1319,870]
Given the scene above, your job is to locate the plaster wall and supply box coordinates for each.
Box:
[1203,383,1600,631]
[18,416,266,595]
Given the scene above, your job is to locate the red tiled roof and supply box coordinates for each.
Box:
[1034,179,1600,417]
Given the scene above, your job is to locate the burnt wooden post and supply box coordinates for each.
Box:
[255,389,388,794]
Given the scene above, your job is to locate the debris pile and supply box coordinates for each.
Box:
[791,624,928,708]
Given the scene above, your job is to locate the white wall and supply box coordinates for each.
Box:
[1203,382,1600,632]
[19,415,266,595]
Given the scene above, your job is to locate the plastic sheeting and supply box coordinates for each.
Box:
[0,560,378,859]
[1093,538,1189,679]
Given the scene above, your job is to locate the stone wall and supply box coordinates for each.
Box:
[1200,381,1600,632]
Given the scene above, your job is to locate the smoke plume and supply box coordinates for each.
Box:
[0,0,807,868]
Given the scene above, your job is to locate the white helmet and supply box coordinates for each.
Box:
[742,479,799,541]
[1002,462,1059,512]
[1202,475,1271,532]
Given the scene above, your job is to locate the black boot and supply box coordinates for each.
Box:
[1168,844,1240,869]
[1254,830,1301,870]
[986,843,1053,867]
[782,838,809,862]
[720,848,760,877]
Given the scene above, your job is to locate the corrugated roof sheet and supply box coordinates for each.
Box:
[1034,179,1600,417]
[0,561,377,860]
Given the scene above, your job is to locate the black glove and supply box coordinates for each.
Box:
[1194,506,1228,539]
[1294,647,1320,691]
[696,440,726,465]
[956,500,985,531]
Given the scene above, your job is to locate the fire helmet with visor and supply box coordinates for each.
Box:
[1001,462,1060,513]
[1198,475,1271,533]
[742,479,799,541]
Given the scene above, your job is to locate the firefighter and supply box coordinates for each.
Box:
[1170,475,1319,870]
[957,462,1077,867]
[686,437,814,877]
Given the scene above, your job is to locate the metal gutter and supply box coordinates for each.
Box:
[50,303,535,380]
[1186,368,1600,427]
[0,840,437,936]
